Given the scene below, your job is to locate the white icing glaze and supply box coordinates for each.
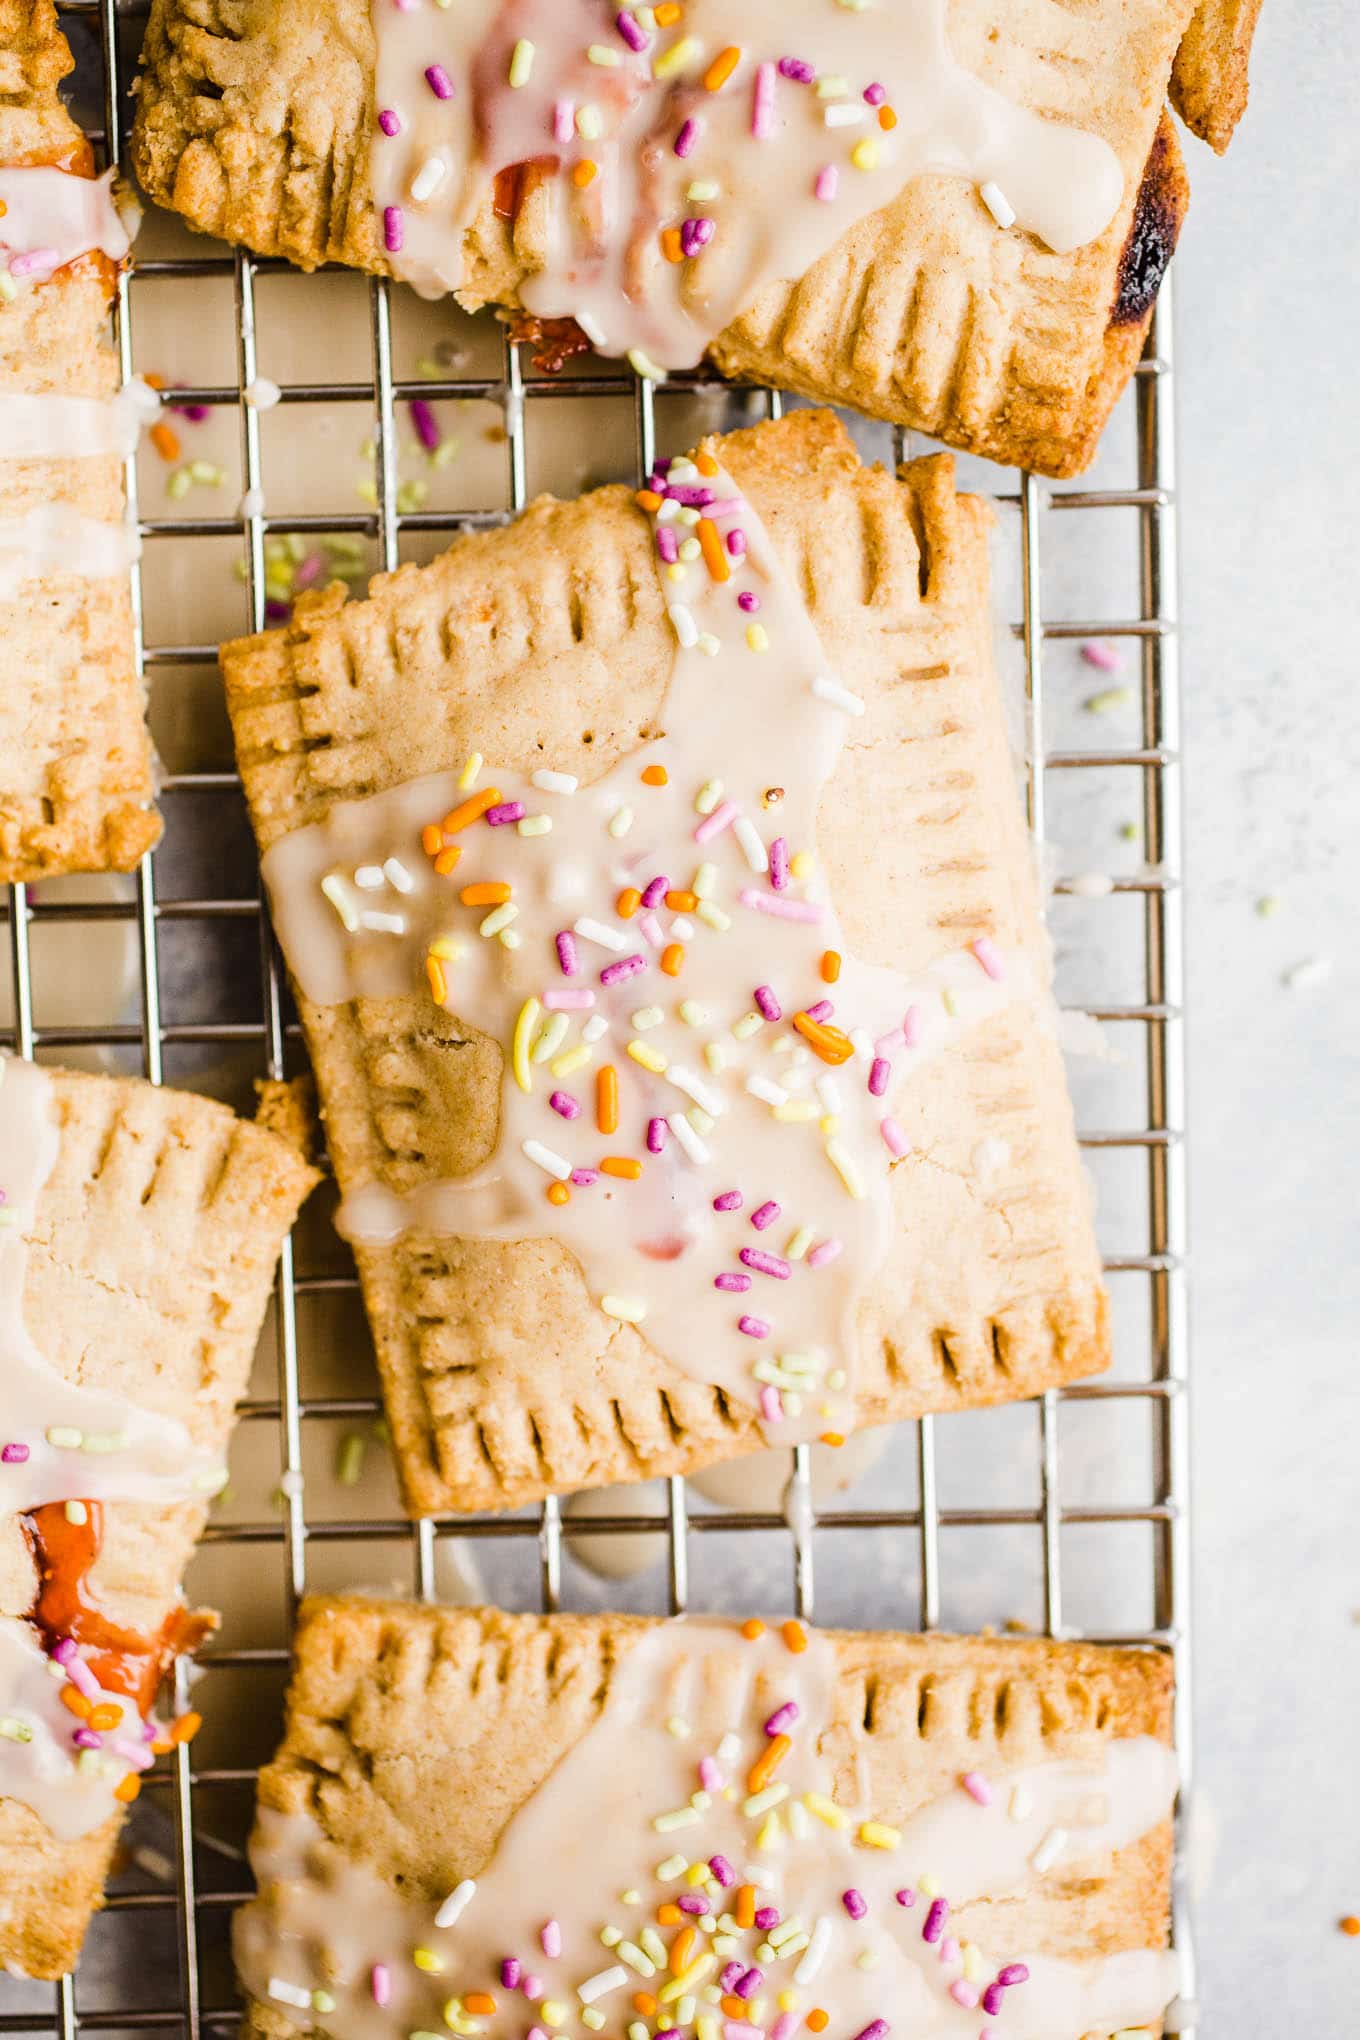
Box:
[0,503,141,600]
[235,1620,1179,2040]
[0,1618,144,1841]
[0,1055,227,1511]
[0,164,130,278]
[260,460,1029,1443]
[371,0,1125,367]
[0,378,158,463]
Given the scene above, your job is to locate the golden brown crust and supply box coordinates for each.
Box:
[241,1596,1174,2040]
[1171,0,1263,153]
[220,410,1108,1516]
[0,1069,318,1979]
[129,0,1257,476]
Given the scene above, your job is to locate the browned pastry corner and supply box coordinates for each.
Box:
[1,1070,317,1978]
[0,0,161,883]
[128,0,1258,475]
[220,410,1109,1517]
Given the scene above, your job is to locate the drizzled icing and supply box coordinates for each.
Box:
[0,503,142,601]
[235,1619,1179,2040]
[261,457,1025,1443]
[370,0,1125,368]
[0,378,158,463]
[0,163,130,280]
[0,1618,145,1841]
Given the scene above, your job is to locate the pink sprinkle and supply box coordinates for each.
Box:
[902,1002,923,1047]
[713,1189,744,1213]
[971,935,1005,981]
[543,987,595,1011]
[553,98,575,144]
[638,912,665,948]
[695,798,739,843]
[647,1117,668,1154]
[751,60,776,139]
[600,953,646,986]
[409,397,441,451]
[881,1116,908,1158]
[997,1964,1029,1988]
[656,527,679,574]
[1,1442,30,1463]
[768,837,789,891]
[1081,638,1123,671]
[863,82,887,106]
[556,931,579,975]
[719,1963,743,1993]
[750,1200,780,1231]
[725,528,747,558]
[961,1768,992,1806]
[110,1738,154,1771]
[424,63,454,99]
[737,589,760,613]
[485,800,525,826]
[804,999,834,1023]
[292,551,326,590]
[522,1979,545,2004]
[66,1658,101,1702]
[377,108,401,137]
[739,887,823,924]
[641,875,669,908]
[715,1271,752,1293]
[740,1246,790,1280]
[699,1756,723,1792]
[778,56,814,83]
[680,216,715,259]
[813,164,838,204]
[540,1920,561,1960]
[383,206,405,253]
[9,248,58,278]
[868,1057,890,1097]
[528,2029,548,2040]
[738,1314,770,1338]
[674,115,701,158]
[940,1936,960,1965]
[51,1637,77,1665]
[754,985,781,1022]
[549,1091,580,1120]
[371,1965,391,2007]
[678,1893,710,1917]
[709,1854,736,1887]
[759,1385,784,1423]
[764,1702,798,1734]
[770,2018,798,2040]
[875,1028,906,1056]
[807,1237,843,1269]
[724,2023,749,2040]
[571,1167,600,1188]
[842,1888,868,1919]
[949,1982,978,2010]
[616,7,649,51]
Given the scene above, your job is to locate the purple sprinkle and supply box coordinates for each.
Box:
[0,1442,30,1464]
[740,1246,790,1280]
[570,1167,600,1188]
[842,1889,868,1921]
[709,1855,736,1888]
[997,1964,1029,1988]
[778,56,815,83]
[646,1117,668,1154]
[713,1189,743,1212]
[674,115,700,158]
[764,1701,798,1735]
[769,837,789,891]
[753,1906,780,1931]
[641,875,669,909]
[656,2031,683,2040]
[750,1199,780,1231]
[51,1637,77,1666]
[753,984,781,1022]
[863,82,887,105]
[665,484,716,508]
[72,1727,103,1750]
[549,1091,580,1120]
[384,205,405,254]
[894,1888,915,1908]
[680,216,715,260]
[981,1986,1004,2017]
[738,1314,770,1339]
[424,63,454,99]
[851,2026,888,2040]
[485,800,525,826]
[264,598,291,623]
[719,1962,743,1993]
[725,527,747,559]
[737,590,760,613]
[616,6,649,51]
[657,524,679,564]
[715,1271,752,1293]
[600,953,646,986]
[556,931,579,976]
[923,1898,948,1944]
[804,999,834,1023]
[733,1969,761,2002]
[868,1057,890,1097]
[378,107,402,137]
[501,1959,522,1992]
[409,397,441,451]
[678,1893,710,1916]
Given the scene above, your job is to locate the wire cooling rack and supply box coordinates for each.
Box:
[3,2,1192,2036]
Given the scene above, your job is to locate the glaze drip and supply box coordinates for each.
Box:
[0,163,129,280]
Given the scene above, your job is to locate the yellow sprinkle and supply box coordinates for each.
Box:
[703,1042,728,1075]
[627,1039,669,1075]
[551,1043,594,1079]
[412,1949,445,1974]
[508,37,535,86]
[827,1140,867,1199]
[918,1873,941,1898]
[755,1813,782,1850]
[850,136,880,171]
[819,1114,839,1136]
[685,1862,709,1887]
[732,1012,764,1041]
[658,1955,715,2004]
[601,1295,647,1324]
[778,1993,798,2014]
[531,1012,570,1064]
[632,1005,665,1031]
[786,1225,814,1260]
[480,902,518,937]
[802,1793,847,1829]
[695,780,723,815]
[653,33,701,77]
[457,751,483,790]
[518,813,553,836]
[746,623,769,652]
[961,1943,985,1984]
[696,901,731,931]
[692,862,717,899]
[429,935,462,961]
[858,1820,901,1849]
[539,2003,566,2029]
[512,997,541,1094]
[582,2014,606,2033]
[789,850,814,880]
[773,1100,819,1123]
[678,1000,709,1026]
[627,347,669,382]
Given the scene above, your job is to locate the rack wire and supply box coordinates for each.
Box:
[4,3,1191,2036]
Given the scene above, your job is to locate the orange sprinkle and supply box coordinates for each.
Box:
[635,489,664,512]
[665,889,698,912]
[660,943,684,977]
[655,1906,682,1929]
[721,1998,748,2021]
[661,225,685,264]
[113,1773,142,1804]
[695,452,719,476]
[654,1,682,21]
[641,764,669,786]
[170,1711,202,1745]
[433,845,463,877]
[460,881,511,907]
[819,1431,846,1449]
[546,1181,571,1207]
[88,1703,121,1733]
[807,2013,829,2034]
[746,1732,791,1795]
[141,372,167,390]
[425,954,447,1004]
[878,104,898,130]
[740,1618,766,1641]
[421,822,444,857]
[463,1996,496,2018]
[735,1884,756,1929]
[442,787,501,834]
[670,1926,697,1974]
[572,158,598,188]
[634,1993,659,2016]
[819,949,842,984]
[601,1156,643,1181]
[1341,1916,1360,1937]
[782,1619,808,1654]
[617,886,642,919]
[792,1011,855,1065]
[696,517,730,583]
[703,45,741,91]
[150,1739,174,1756]
[597,1064,619,1136]
[149,420,181,463]
[60,1687,92,1722]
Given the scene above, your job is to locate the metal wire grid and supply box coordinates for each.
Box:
[3,2,1191,2035]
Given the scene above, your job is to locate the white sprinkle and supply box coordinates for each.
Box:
[578,1966,628,2005]
[812,674,866,715]
[824,101,868,127]
[583,1015,610,1043]
[669,1066,723,1116]
[320,873,358,932]
[979,179,1016,230]
[523,1140,572,1181]
[695,779,723,814]
[410,155,447,204]
[576,309,608,348]
[678,1000,709,1026]
[533,769,579,794]
[268,1981,314,2011]
[793,1917,832,1985]
[1030,1826,1068,1874]
[1066,871,1115,897]
[609,805,635,839]
[383,857,414,893]
[243,376,281,410]
[669,603,698,648]
[668,1113,710,1164]
[717,1733,742,1764]
[479,902,517,937]
[734,816,768,873]
[354,864,385,890]
[692,861,718,898]
[815,1075,842,1116]
[358,909,405,934]
[632,1006,665,1031]
[670,914,695,939]
[575,916,627,952]
[1008,1783,1033,1822]
[746,1074,788,1108]
[1283,955,1333,990]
